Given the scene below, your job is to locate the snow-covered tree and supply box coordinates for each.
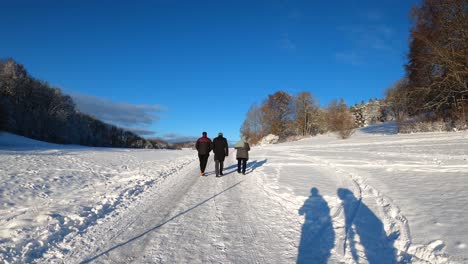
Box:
[294,91,320,136]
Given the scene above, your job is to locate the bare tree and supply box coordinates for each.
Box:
[294,91,320,136]
[326,99,356,139]
[240,103,265,144]
[385,79,411,123]
[261,91,294,139]
[406,0,468,122]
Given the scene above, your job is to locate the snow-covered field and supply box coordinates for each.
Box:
[0,133,196,263]
[1,125,467,263]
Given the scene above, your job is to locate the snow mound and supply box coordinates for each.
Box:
[258,134,279,145]
[0,132,60,149]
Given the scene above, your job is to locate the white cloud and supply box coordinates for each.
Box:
[157,133,198,143]
[71,93,164,128]
[126,127,158,136]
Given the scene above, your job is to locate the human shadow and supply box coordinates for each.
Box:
[222,159,267,175]
[297,187,335,264]
[210,163,235,177]
[81,180,244,263]
[247,159,267,172]
[337,188,398,264]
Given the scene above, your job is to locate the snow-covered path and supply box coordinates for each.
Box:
[55,154,304,263]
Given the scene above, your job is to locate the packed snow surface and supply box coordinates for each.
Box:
[0,125,467,263]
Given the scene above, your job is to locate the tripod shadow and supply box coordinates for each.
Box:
[338,188,398,264]
[297,187,335,264]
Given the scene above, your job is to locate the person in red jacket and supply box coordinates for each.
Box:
[195,131,212,176]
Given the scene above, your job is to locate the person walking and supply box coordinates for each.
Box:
[196,131,212,176]
[235,136,250,175]
[212,132,229,177]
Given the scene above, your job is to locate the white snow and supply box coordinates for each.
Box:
[1,126,467,263]
[0,132,196,263]
[258,134,280,145]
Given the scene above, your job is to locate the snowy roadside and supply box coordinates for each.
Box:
[0,133,196,263]
[249,125,468,263]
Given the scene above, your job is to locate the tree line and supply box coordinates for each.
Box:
[385,0,468,131]
[243,0,467,142]
[0,59,169,149]
[240,91,363,143]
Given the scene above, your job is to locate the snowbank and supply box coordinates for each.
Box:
[258,134,279,145]
[0,133,196,263]
[0,132,64,149]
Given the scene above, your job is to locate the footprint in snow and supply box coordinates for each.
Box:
[427,240,446,252]
[456,242,466,249]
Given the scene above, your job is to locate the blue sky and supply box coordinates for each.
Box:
[0,0,420,142]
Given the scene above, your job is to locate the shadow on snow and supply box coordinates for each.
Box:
[297,187,399,264]
[338,188,398,264]
[222,159,267,176]
[359,121,398,135]
[297,187,335,264]
[81,181,244,263]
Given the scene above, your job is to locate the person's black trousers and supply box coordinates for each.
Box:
[215,160,224,176]
[199,154,209,172]
[237,158,247,173]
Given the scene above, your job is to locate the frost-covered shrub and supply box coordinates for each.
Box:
[338,127,355,139]
[431,121,447,132]
[398,120,413,133]
[327,100,356,139]
[454,120,468,131]
[259,134,279,145]
[414,122,432,132]
[399,119,452,133]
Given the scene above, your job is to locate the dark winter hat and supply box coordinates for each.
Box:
[218,132,223,136]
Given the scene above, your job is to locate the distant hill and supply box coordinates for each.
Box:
[0,58,170,149]
[172,141,196,150]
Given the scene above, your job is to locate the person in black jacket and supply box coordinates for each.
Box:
[212,132,229,177]
[195,131,212,176]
